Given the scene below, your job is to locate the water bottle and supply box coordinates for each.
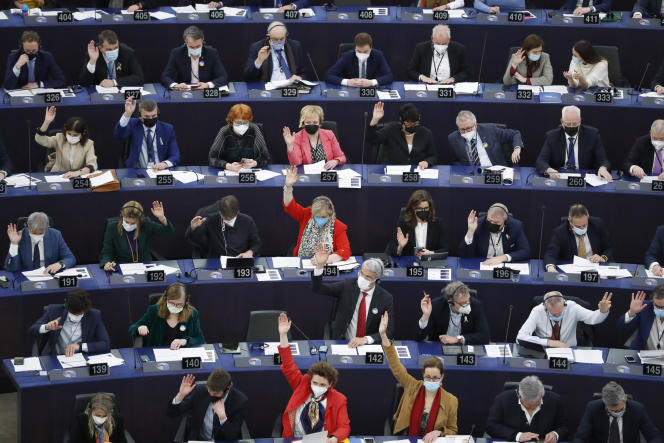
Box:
[21,4,29,17]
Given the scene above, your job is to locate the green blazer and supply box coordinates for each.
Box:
[100,217,175,265]
[128,304,205,348]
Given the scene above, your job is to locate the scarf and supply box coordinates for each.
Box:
[94,424,109,443]
[408,385,441,435]
[300,395,326,434]
[298,217,334,258]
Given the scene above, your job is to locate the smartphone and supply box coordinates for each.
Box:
[253,264,266,274]
[624,355,636,363]
[264,36,271,47]
[318,345,328,353]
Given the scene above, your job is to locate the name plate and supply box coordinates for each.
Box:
[239,172,256,184]
[433,10,448,20]
[322,265,338,277]
[44,92,61,104]
[320,171,337,182]
[365,352,384,364]
[358,9,374,19]
[567,176,585,187]
[134,10,150,21]
[283,9,299,19]
[549,356,570,370]
[359,87,376,98]
[643,363,662,377]
[583,12,600,24]
[156,174,175,186]
[58,276,78,288]
[281,86,298,97]
[456,353,476,366]
[493,267,512,280]
[406,266,425,278]
[594,91,613,103]
[57,11,73,22]
[438,87,454,99]
[233,267,252,279]
[0,182,5,194]
[652,180,664,192]
[72,177,90,190]
[402,171,420,183]
[146,269,165,282]
[484,172,502,185]
[209,9,225,19]
[203,88,220,98]
[88,362,109,376]
[182,356,202,369]
[507,11,524,22]
[124,89,142,100]
[580,270,600,283]
[516,89,533,100]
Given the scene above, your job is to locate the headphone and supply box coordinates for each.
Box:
[266,22,289,37]
[542,292,567,309]
[121,203,144,221]
[488,203,509,221]
[444,282,469,305]
[162,282,190,306]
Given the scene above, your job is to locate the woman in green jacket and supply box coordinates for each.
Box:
[128,282,205,349]
[101,200,175,271]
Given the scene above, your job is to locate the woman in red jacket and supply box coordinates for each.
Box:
[282,166,351,264]
[277,312,350,442]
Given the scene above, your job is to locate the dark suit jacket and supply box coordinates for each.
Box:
[487,390,568,441]
[243,39,305,82]
[28,305,110,356]
[166,384,248,441]
[78,43,144,87]
[385,211,448,256]
[573,399,662,443]
[311,273,394,343]
[543,217,613,267]
[128,304,205,347]
[69,412,127,443]
[4,227,76,272]
[652,59,664,90]
[633,0,662,16]
[160,45,228,87]
[0,135,12,176]
[368,122,437,166]
[100,217,175,265]
[113,118,181,168]
[3,49,66,89]
[624,134,661,176]
[645,225,664,268]
[416,296,490,344]
[458,216,531,262]
[185,212,262,258]
[616,300,659,350]
[407,40,471,82]
[536,125,610,173]
[564,0,611,12]
[325,49,393,86]
[448,123,523,166]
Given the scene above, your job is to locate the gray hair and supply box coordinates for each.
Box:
[442,281,469,302]
[182,25,204,43]
[650,119,664,134]
[362,258,384,279]
[432,24,451,39]
[456,110,476,126]
[518,376,545,402]
[543,291,564,307]
[487,203,509,220]
[267,21,287,35]
[601,381,626,407]
[311,196,335,218]
[27,212,49,231]
[561,105,581,120]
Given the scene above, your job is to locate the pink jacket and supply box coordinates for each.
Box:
[287,128,347,166]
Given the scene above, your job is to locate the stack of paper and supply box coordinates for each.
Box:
[427,268,452,281]
[640,91,664,98]
[154,346,215,363]
[645,269,664,278]
[220,6,246,15]
[54,267,91,279]
[224,168,255,177]
[5,173,41,187]
[304,160,326,174]
[422,8,466,17]
[263,342,299,356]
[416,168,439,179]
[5,90,33,97]
[518,84,542,95]
[119,263,179,275]
[171,5,196,12]
[638,350,664,364]
[377,90,401,100]
[149,11,175,19]
[356,345,383,355]
[254,170,280,181]
[454,82,479,94]
[271,257,301,268]
[336,169,361,179]
[480,263,530,274]
[485,344,512,358]
[584,173,609,187]
[12,357,42,372]
[22,267,53,282]
[557,256,631,278]
[95,85,119,94]
[88,170,115,187]
[486,165,514,184]
[44,174,70,183]
[546,347,575,362]
[573,349,604,364]
[58,353,87,368]
[338,176,361,189]
[0,11,9,19]
[330,344,358,355]
[368,7,388,15]
[385,165,412,175]
[86,353,125,367]
[256,269,282,281]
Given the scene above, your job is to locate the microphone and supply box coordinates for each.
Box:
[629,62,650,96]
[323,0,337,11]
[536,205,546,279]
[502,304,513,365]
[27,120,33,191]
[468,424,476,439]
[127,297,138,370]
[524,170,539,184]
[360,111,368,167]
[289,319,319,358]
[306,52,324,97]
[473,33,488,96]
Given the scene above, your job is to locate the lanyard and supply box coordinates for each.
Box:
[489,232,503,257]
[431,49,448,82]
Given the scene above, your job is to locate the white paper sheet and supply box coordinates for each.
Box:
[485,344,512,358]
[171,170,205,183]
[640,91,664,98]
[22,267,53,281]
[543,85,571,94]
[367,7,388,15]
[415,168,439,179]
[86,353,125,367]
[54,267,91,279]
[120,86,152,96]
[518,84,542,95]
[377,90,401,100]
[150,11,175,19]
[120,263,177,276]
[301,259,314,269]
[259,7,279,12]
[5,173,41,187]
[12,357,42,372]
[254,170,280,181]
[0,12,9,19]
[256,269,282,281]
[335,257,360,271]
[394,345,412,359]
[224,168,254,177]
[638,350,664,363]
[299,7,315,16]
[427,268,452,281]
[356,344,383,355]
[221,6,246,15]
[558,173,582,179]
[95,85,119,94]
[5,89,34,97]
[584,173,609,187]
[304,160,326,174]
[404,83,427,91]
[454,82,479,94]
[153,346,213,362]
[263,342,299,356]
[89,170,115,187]
[574,349,604,364]
[338,176,362,189]
[422,8,466,17]
[265,79,293,90]
[546,347,575,362]
[44,174,70,183]
[480,263,530,274]
[172,5,196,12]
[271,257,301,268]
[219,256,231,268]
[73,11,98,20]
[58,353,87,368]
[150,264,180,275]
[336,168,361,179]
[385,165,412,175]
[640,176,659,183]
[330,344,358,356]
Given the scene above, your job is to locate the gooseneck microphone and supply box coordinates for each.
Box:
[473,33,488,96]
[536,205,546,279]
[290,319,319,358]
[306,52,324,97]
[502,304,513,365]
[360,111,368,167]
[629,62,650,96]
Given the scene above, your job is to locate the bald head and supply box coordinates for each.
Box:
[267,21,287,41]
[431,25,451,45]
[651,119,664,140]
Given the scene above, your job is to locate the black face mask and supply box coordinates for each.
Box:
[209,395,223,403]
[563,125,579,137]
[304,124,319,135]
[26,52,37,60]
[487,221,502,233]
[415,209,430,220]
[142,117,158,128]
[404,125,417,134]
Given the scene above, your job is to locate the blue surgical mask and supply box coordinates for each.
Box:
[572,226,587,236]
[528,53,540,62]
[654,307,664,319]
[122,220,137,232]
[548,312,564,322]
[188,47,202,57]
[105,48,119,62]
[270,41,284,51]
[423,381,440,393]
[314,217,328,228]
[572,56,581,65]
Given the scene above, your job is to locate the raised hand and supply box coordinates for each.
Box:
[151,201,165,220]
[285,165,298,187]
[7,223,23,245]
[313,243,330,269]
[44,106,56,124]
[87,40,99,63]
[378,311,389,336]
[177,374,196,400]
[190,216,206,230]
[420,291,432,318]
[370,101,384,125]
[256,45,271,65]
[45,317,63,331]
[628,291,647,316]
[278,312,291,335]
[598,292,613,313]
[124,97,136,118]
[396,227,409,249]
[511,48,525,67]
[282,126,295,148]
[466,209,478,234]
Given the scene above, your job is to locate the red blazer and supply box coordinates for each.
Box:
[283,199,351,260]
[279,346,351,440]
[287,128,347,166]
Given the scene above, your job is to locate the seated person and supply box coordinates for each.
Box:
[381,312,458,437]
[573,382,662,443]
[129,282,205,349]
[652,58,664,95]
[35,106,97,177]
[503,34,553,86]
[3,31,65,90]
[325,32,393,87]
[418,0,466,10]
[536,106,612,181]
[123,0,160,12]
[5,212,75,273]
[632,0,664,17]
[101,201,175,271]
[417,282,490,344]
[407,25,471,84]
[208,104,271,171]
[486,375,567,442]
[167,370,248,442]
[564,0,611,14]
[0,134,12,181]
[516,291,612,348]
[385,189,448,257]
[563,40,609,89]
[283,105,346,169]
[544,204,612,272]
[243,21,305,83]
[161,26,228,90]
[623,119,664,180]
[28,289,110,356]
[459,203,531,265]
[617,287,664,351]
[69,393,128,443]
[448,110,523,166]
[368,102,437,169]
[209,0,309,10]
[114,98,181,170]
[277,312,351,440]
[79,30,144,88]
[12,0,43,8]
[283,166,351,262]
[186,195,261,259]
[646,226,664,277]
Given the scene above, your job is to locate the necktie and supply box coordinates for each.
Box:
[146,129,154,163]
[360,60,366,79]
[107,60,115,80]
[577,235,587,258]
[276,50,292,78]
[654,149,663,175]
[551,321,561,340]
[27,59,35,83]
[581,0,590,7]
[469,137,480,166]
[356,292,368,338]
[608,416,620,443]
[567,137,576,169]
[32,242,40,269]
[212,414,221,439]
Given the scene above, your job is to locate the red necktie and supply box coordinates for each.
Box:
[356,292,368,338]
[551,322,561,340]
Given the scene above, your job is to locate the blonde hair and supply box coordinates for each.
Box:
[157,282,195,323]
[299,105,324,128]
[116,201,144,239]
[85,393,115,438]
[311,195,335,218]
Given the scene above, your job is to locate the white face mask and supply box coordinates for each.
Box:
[66,134,81,145]
[357,275,373,291]
[355,51,370,62]
[433,44,448,53]
[461,130,477,142]
[167,304,184,315]
[457,304,471,315]
[223,216,237,228]
[311,383,328,398]
[233,124,249,136]
[92,415,107,425]
[652,139,664,150]
[68,312,84,323]
[29,233,44,242]
[122,220,137,232]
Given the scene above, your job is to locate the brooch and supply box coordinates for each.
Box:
[116,63,122,71]
[179,325,186,332]
[371,307,378,315]
[199,60,205,67]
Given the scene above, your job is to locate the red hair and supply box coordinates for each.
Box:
[226,104,253,125]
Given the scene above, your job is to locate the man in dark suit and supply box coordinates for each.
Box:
[653,58,664,94]
[0,134,12,181]
[459,203,531,265]
[186,195,262,259]
[79,29,144,88]
[3,30,65,90]
[623,119,664,180]
[573,382,662,443]
[325,32,393,87]
[211,0,310,9]
[114,97,180,170]
[617,287,664,350]
[5,212,75,273]
[167,370,248,442]
[417,282,490,344]
[161,26,228,90]
[536,106,612,181]
[487,376,567,442]
[448,110,523,166]
[645,226,664,277]
[544,204,612,272]
[243,21,306,83]
[312,252,394,347]
[407,24,471,84]
[632,0,662,17]
[28,289,110,356]
[564,0,611,14]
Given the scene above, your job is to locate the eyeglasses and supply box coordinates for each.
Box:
[233,120,249,126]
[168,301,186,308]
[458,124,475,134]
[423,376,442,382]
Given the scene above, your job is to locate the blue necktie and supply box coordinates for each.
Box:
[146,129,155,163]
[567,137,576,169]
[360,60,366,79]
[276,50,292,78]
[32,242,40,269]
[27,59,35,83]
[469,137,479,166]
[107,60,115,80]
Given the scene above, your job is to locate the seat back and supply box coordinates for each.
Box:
[246,310,289,342]
[594,46,626,87]
[31,305,49,356]
[337,43,355,60]
[383,383,404,435]
[320,120,339,141]
[272,413,283,438]
[18,215,55,230]
[503,381,553,392]
[485,122,516,166]
[73,392,117,417]
[369,123,387,164]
